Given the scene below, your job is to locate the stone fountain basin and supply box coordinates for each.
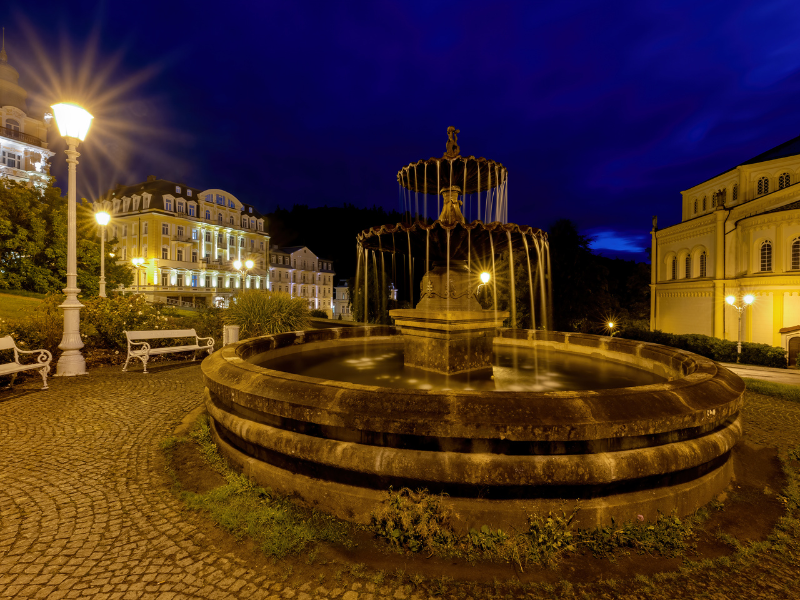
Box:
[201,327,744,529]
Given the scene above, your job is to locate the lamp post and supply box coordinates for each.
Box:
[95,211,110,298]
[726,294,755,363]
[52,102,93,377]
[131,257,145,293]
[233,259,254,290]
[608,321,617,337]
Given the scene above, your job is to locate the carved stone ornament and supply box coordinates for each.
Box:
[445,126,460,158]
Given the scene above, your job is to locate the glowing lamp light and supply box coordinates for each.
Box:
[743,294,755,305]
[608,322,615,329]
[131,257,144,267]
[233,260,243,270]
[245,259,254,270]
[51,103,94,141]
[480,272,491,284]
[725,295,736,305]
[95,211,110,226]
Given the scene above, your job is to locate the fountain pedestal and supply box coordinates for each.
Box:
[390,261,508,375]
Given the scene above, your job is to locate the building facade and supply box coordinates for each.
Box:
[332,280,352,320]
[269,246,335,315]
[651,134,800,364]
[98,177,270,308]
[0,38,53,188]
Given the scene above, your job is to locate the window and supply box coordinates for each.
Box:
[693,199,697,214]
[229,236,234,246]
[191,274,198,287]
[228,199,235,208]
[143,196,150,209]
[162,223,169,235]
[205,210,211,220]
[205,193,213,203]
[192,229,198,240]
[176,274,184,287]
[142,245,147,258]
[702,197,707,211]
[143,222,148,234]
[2,150,21,169]
[700,251,707,277]
[187,189,192,197]
[758,177,769,196]
[216,194,225,205]
[250,239,255,249]
[243,218,248,228]
[218,213,223,223]
[250,219,255,229]
[684,255,691,278]
[792,239,800,270]
[240,238,245,247]
[177,249,184,261]
[733,185,738,201]
[192,250,197,262]
[779,172,791,189]
[178,202,185,214]
[671,257,677,280]
[162,273,169,286]
[165,199,173,211]
[5,119,20,132]
[229,215,234,225]
[188,205,195,217]
[260,242,264,250]
[162,247,169,259]
[205,231,211,242]
[217,233,223,245]
[177,226,184,237]
[711,194,716,208]
[760,240,773,272]
[176,186,181,194]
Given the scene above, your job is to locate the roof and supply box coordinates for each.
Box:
[760,198,800,216]
[103,177,266,221]
[695,133,800,188]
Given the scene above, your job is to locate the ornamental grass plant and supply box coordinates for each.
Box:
[224,289,311,338]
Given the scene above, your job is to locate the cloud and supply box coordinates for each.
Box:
[587,230,648,253]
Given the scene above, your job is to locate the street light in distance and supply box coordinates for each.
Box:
[95,211,110,298]
[726,294,755,362]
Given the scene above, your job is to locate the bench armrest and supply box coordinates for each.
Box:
[17,348,53,364]
[129,341,151,352]
[196,336,215,348]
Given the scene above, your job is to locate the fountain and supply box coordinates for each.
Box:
[201,129,744,531]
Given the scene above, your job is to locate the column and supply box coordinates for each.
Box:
[650,226,657,331]
[774,291,784,347]
[713,207,726,338]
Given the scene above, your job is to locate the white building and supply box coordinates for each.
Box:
[269,246,335,315]
[651,132,800,365]
[0,37,53,188]
[333,280,352,320]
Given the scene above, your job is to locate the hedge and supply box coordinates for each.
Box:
[620,328,787,369]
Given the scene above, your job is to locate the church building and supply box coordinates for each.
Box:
[0,34,53,188]
[650,134,800,365]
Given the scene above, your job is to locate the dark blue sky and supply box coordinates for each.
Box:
[4,0,800,261]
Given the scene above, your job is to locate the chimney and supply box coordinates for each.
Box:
[147,175,156,182]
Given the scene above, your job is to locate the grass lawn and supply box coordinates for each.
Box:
[0,293,43,320]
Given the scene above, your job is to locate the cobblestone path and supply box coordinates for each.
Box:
[0,362,799,599]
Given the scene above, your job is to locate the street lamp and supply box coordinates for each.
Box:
[95,211,110,298]
[131,257,145,293]
[476,271,492,308]
[233,259,254,289]
[726,294,755,362]
[52,102,93,377]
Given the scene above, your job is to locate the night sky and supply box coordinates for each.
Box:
[4,0,800,262]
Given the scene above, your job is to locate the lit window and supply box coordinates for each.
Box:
[216,195,225,205]
[187,189,192,197]
[699,251,707,277]
[176,186,181,194]
[760,240,772,272]
[191,274,198,287]
[758,177,769,196]
[205,194,213,203]
[192,229,198,240]
[779,172,791,189]
[792,239,800,270]
[228,199,235,208]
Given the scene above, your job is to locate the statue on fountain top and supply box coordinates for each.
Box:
[445,126,460,158]
[438,185,466,225]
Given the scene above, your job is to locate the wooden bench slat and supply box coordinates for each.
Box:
[0,362,44,375]
[126,329,198,340]
[0,336,17,351]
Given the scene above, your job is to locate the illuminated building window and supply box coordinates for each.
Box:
[2,150,21,168]
[760,240,772,272]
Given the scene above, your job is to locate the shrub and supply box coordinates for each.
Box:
[82,293,171,350]
[184,306,225,342]
[224,290,310,338]
[0,292,64,355]
[309,309,329,319]
[622,327,787,368]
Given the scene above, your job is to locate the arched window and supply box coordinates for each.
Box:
[702,197,707,211]
[732,184,738,201]
[711,194,716,208]
[671,257,677,280]
[5,119,19,132]
[685,255,691,278]
[760,240,773,272]
[779,172,791,189]
[792,238,800,270]
[699,251,707,277]
[693,199,698,214]
[229,215,234,224]
[758,177,769,195]
[218,213,223,223]
[205,210,210,220]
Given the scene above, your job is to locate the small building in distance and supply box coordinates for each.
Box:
[333,280,352,320]
[0,37,53,188]
[96,177,270,308]
[651,132,800,364]
[269,246,335,315]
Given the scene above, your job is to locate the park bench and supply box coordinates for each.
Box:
[0,335,52,390]
[123,329,214,373]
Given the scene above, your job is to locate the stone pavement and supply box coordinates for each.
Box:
[720,362,800,386]
[0,361,415,600]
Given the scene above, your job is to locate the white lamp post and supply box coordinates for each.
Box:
[52,102,93,377]
[131,257,145,293]
[95,211,110,298]
[726,294,755,363]
[233,259,254,289]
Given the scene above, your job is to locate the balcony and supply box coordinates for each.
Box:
[0,126,43,147]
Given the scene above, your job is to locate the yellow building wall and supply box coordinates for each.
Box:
[750,294,774,345]
[785,293,800,328]
[658,293,714,336]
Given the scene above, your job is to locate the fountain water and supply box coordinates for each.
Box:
[201,128,744,531]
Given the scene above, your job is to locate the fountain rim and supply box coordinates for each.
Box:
[356,219,546,246]
[396,154,508,193]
